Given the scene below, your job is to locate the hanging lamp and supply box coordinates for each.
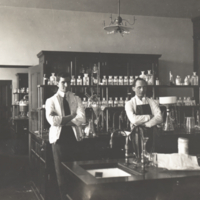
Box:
[103,0,136,36]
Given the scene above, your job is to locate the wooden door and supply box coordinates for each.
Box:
[0,80,12,138]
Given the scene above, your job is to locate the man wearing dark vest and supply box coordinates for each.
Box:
[45,72,86,200]
[125,77,163,155]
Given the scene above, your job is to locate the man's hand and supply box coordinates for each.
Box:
[143,122,152,128]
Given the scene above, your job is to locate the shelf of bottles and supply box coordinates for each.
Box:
[12,87,29,119]
[40,64,200,136]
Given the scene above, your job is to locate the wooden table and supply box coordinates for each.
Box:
[62,158,200,200]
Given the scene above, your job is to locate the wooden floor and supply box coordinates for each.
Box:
[0,139,37,200]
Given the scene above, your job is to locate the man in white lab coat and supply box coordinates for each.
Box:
[125,77,163,155]
[45,72,85,200]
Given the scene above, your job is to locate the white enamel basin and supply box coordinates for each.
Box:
[87,168,131,179]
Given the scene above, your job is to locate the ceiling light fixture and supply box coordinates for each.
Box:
[103,0,136,36]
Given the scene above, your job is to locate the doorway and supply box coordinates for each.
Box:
[0,80,12,139]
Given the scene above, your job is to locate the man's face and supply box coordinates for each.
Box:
[57,77,71,93]
[132,80,147,99]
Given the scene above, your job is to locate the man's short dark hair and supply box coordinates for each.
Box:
[56,72,71,82]
[132,77,147,87]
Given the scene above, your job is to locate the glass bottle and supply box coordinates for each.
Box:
[129,76,134,85]
[187,75,191,85]
[102,76,107,85]
[124,76,128,85]
[108,76,113,85]
[43,74,48,85]
[118,76,123,85]
[118,97,124,107]
[108,97,113,107]
[184,76,189,85]
[155,78,160,85]
[71,75,76,85]
[113,76,118,85]
[146,70,154,85]
[77,76,82,85]
[139,71,147,81]
[175,75,181,85]
[102,97,108,107]
[83,74,89,85]
[196,110,200,126]
[82,97,88,108]
[191,72,199,85]
[50,73,56,85]
[169,71,175,86]
[91,64,98,85]
[114,97,118,107]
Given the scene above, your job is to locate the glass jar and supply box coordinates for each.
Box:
[118,76,123,85]
[71,75,76,85]
[129,76,134,85]
[118,97,124,107]
[175,75,181,85]
[83,74,89,85]
[101,97,108,107]
[91,64,98,85]
[184,76,189,85]
[77,76,82,85]
[155,78,160,85]
[102,76,107,85]
[191,72,199,85]
[114,97,118,107]
[139,71,147,80]
[124,76,128,85]
[108,97,113,107]
[113,76,118,85]
[178,138,189,154]
[50,73,57,85]
[43,74,48,85]
[146,70,154,85]
[108,76,113,85]
[169,71,175,86]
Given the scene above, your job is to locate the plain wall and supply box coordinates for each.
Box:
[0,7,194,97]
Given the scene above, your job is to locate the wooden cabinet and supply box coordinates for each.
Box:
[10,73,29,155]
[29,51,161,134]
[192,16,200,75]
[30,133,60,200]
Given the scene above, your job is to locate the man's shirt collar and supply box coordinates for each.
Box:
[135,95,148,104]
[57,90,65,98]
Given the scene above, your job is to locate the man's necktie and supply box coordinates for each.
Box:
[63,96,71,116]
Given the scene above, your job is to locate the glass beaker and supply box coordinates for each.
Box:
[184,117,195,133]
[141,136,149,165]
[163,106,174,131]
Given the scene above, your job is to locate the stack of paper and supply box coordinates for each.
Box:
[157,153,200,170]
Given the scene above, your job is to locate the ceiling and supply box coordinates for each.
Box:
[0,0,200,19]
